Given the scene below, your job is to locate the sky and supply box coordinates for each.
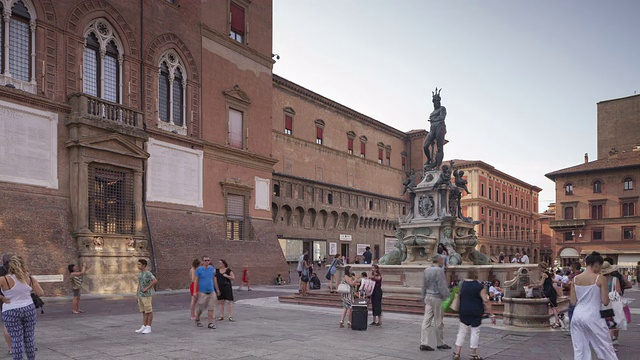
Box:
[271,0,640,211]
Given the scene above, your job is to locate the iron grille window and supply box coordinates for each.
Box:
[226,194,247,240]
[88,165,135,235]
[9,18,29,81]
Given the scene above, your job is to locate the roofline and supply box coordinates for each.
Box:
[597,92,640,105]
[545,162,640,181]
[273,74,418,140]
[451,159,543,192]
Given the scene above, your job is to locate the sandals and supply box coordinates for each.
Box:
[196,319,203,327]
[207,323,216,329]
[217,316,224,321]
[339,321,344,328]
[452,353,460,360]
[551,322,561,329]
[228,317,235,322]
[470,355,484,360]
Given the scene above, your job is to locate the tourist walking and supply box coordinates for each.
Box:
[194,255,217,330]
[339,266,356,328]
[452,269,493,360]
[370,264,383,326]
[135,259,157,334]
[0,255,44,360]
[216,260,235,322]
[570,251,618,360]
[327,254,342,293]
[238,264,251,291]
[538,262,561,328]
[419,255,451,352]
[189,258,201,320]
[68,262,88,314]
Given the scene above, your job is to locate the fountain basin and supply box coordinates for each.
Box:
[502,296,570,327]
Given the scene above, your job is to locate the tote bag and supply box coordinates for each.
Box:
[602,277,627,330]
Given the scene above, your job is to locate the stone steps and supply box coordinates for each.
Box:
[278,290,508,317]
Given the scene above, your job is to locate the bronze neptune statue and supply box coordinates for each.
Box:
[423,88,447,171]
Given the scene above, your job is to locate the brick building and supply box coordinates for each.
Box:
[271,75,427,264]
[546,151,640,269]
[453,160,542,262]
[0,0,287,294]
[547,92,640,271]
[538,203,556,265]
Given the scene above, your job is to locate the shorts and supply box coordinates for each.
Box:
[72,288,81,297]
[197,292,217,311]
[138,296,153,313]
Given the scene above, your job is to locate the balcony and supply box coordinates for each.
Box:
[549,219,587,230]
[69,93,143,130]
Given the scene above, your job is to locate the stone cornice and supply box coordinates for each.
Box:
[201,24,273,69]
[0,87,70,114]
[273,172,409,204]
[273,74,416,140]
[273,130,407,177]
[454,160,543,192]
[203,142,277,173]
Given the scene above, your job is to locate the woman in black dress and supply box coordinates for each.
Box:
[453,269,493,360]
[216,260,236,321]
[370,264,383,326]
[539,262,560,328]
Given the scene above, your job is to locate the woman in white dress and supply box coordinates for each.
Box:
[570,251,618,360]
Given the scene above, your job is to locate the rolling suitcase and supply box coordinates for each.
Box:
[351,299,368,331]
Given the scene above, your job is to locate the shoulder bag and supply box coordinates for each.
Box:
[28,276,44,314]
[601,277,626,330]
[337,282,351,294]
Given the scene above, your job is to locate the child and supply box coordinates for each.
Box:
[68,262,89,314]
[275,274,285,285]
[135,259,157,334]
[238,264,251,291]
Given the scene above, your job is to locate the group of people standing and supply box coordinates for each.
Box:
[338,264,383,328]
[188,256,249,330]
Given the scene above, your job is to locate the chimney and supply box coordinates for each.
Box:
[584,153,588,164]
[609,147,619,158]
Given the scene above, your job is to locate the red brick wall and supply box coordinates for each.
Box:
[597,94,640,160]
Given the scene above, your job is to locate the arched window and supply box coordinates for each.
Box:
[83,19,123,103]
[0,0,37,93]
[564,206,573,220]
[624,177,633,190]
[157,50,187,134]
[593,180,602,193]
[564,183,574,195]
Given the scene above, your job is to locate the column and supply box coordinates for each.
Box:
[182,80,187,130]
[29,21,36,84]
[3,10,10,77]
[168,74,174,124]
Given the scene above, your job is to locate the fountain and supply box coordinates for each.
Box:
[340,88,562,327]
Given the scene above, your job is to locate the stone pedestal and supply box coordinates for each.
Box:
[76,234,151,294]
[502,297,570,327]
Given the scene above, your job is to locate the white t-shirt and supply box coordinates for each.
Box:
[521,254,530,264]
[511,257,520,263]
[561,275,570,284]
[554,274,563,282]
[489,286,502,296]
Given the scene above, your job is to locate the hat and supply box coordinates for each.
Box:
[600,261,618,275]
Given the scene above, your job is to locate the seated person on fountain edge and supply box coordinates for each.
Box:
[489,280,504,301]
[275,274,286,285]
[309,273,321,289]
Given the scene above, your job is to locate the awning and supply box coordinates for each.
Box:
[560,248,579,257]
[580,250,640,255]
[617,254,640,267]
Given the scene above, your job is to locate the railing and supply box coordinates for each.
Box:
[69,93,144,129]
[549,219,587,229]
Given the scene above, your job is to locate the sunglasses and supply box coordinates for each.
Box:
[203,259,211,262]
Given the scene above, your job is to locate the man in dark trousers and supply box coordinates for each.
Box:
[363,247,373,264]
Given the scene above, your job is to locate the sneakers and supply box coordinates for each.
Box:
[134,325,146,333]
[141,326,152,334]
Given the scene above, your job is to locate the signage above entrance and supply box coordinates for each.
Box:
[339,234,352,241]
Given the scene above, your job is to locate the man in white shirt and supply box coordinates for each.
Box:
[520,251,530,264]
[511,253,521,263]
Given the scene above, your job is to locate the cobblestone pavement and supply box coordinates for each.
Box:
[2,286,637,359]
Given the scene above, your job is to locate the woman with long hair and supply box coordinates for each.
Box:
[570,251,617,359]
[0,255,44,360]
[300,255,310,297]
[452,268,493,360]
[370,264,383,326]
[216,259,236,321]
[339,266,355,328]
[328,254,342,293]
[189,258,201,320]
[538,262,561,328]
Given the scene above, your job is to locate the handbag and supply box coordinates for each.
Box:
[449,281,463,312]
[442,285,459,312]
[28,277,44,314]
[337,282,351,294]
[601,277,626,330]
